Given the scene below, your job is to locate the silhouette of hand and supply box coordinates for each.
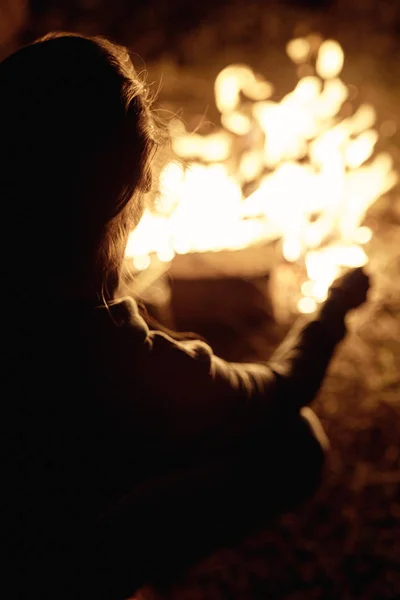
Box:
[326,267,371,312]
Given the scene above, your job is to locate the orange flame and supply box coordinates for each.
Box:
[126,36,398,314]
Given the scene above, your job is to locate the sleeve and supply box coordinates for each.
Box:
[130,301,348,446]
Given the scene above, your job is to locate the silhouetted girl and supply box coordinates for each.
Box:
[0,33,370,600]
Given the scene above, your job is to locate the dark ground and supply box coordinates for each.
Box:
[4,1,400,598]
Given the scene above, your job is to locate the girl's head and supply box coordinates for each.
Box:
[0,32,162,303]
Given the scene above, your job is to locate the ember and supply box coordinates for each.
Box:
[125,35,398,316]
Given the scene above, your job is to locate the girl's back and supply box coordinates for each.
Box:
[0,31,370,600]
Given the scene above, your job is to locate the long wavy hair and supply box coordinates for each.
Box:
[0,32,164,306]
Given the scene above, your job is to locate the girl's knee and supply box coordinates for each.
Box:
[295,407,329,493]
[300,407,330,455]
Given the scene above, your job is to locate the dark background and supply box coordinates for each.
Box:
[1,2,400,599]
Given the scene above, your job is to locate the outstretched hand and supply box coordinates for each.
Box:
[325,267,371,312]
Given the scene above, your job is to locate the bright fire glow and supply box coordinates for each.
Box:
[126,35,398,314]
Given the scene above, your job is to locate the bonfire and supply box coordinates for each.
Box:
[124,34,398,318]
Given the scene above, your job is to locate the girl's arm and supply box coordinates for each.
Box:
[124,268,369,447]
[135,305,344,441]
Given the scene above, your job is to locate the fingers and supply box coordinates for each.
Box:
[326,266,372,311]
[337,266,371,289]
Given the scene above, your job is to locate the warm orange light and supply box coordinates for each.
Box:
[316,40,344,79]
[286,38,311,64]
[126,35,398,311]
[298,297,318,314]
